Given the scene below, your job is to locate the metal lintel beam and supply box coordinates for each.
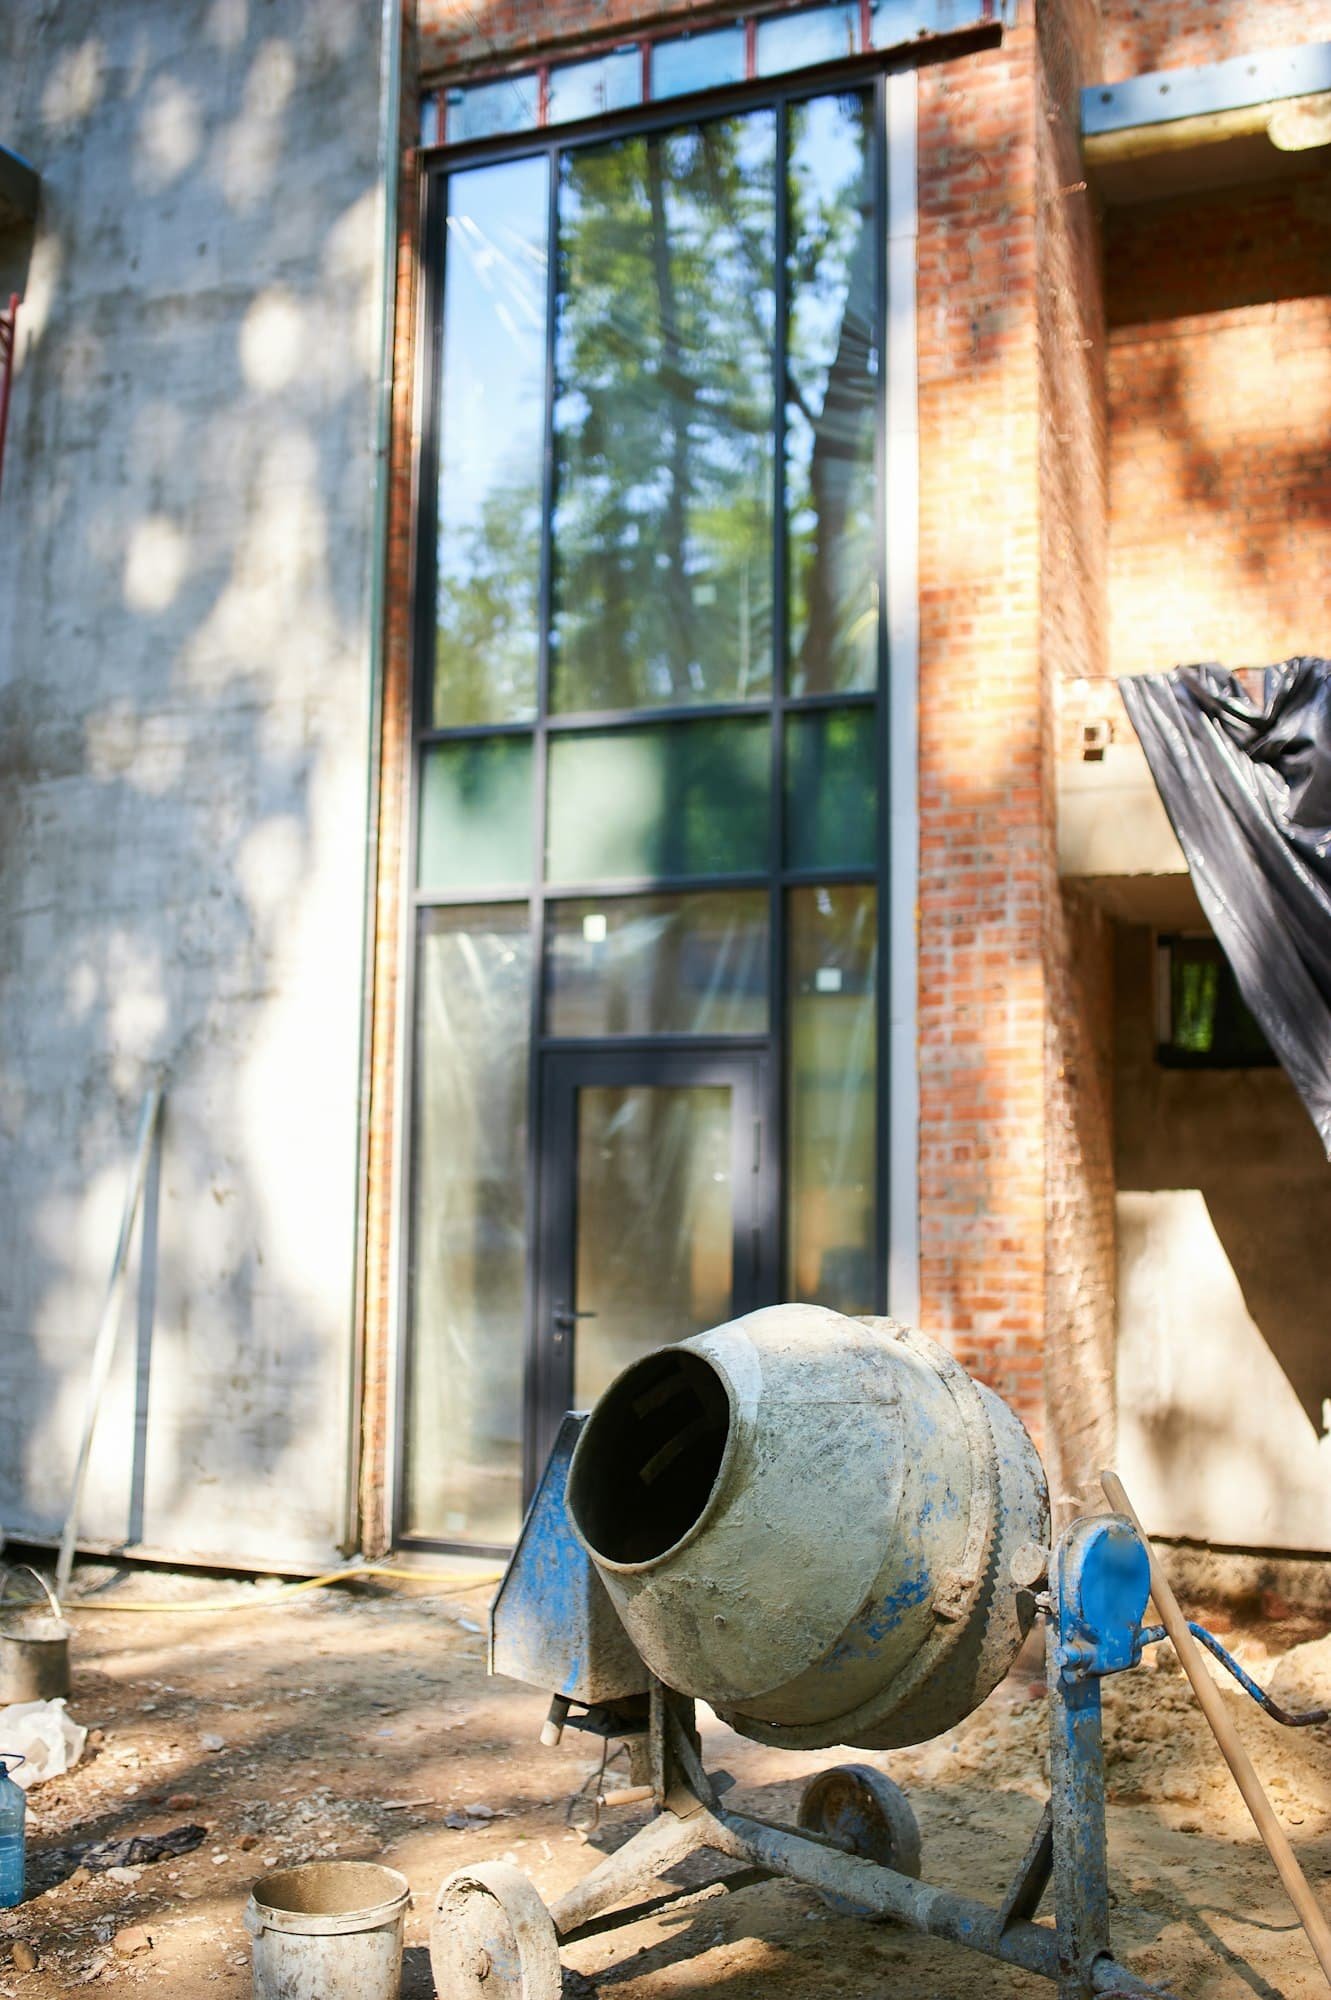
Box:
[1082,41,1331,139]
[0,144,39,229]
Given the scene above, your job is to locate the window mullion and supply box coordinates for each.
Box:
[770,96,789,1300]
[874,69,891,1315]
[520,144,561,1492]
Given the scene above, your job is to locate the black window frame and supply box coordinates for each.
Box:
[397,58,897,1552]
[1154,932,1279,1071]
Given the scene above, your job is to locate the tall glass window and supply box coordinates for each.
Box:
[787,94,879,695]
[406,908,531,1543]
[553,115,776,711]
[406,80,887,1547]
[433,158,549,728]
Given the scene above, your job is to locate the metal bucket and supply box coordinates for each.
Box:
[568,1303,1050,1752]
[0,1571,70,1705]
[245,1861,409,2000]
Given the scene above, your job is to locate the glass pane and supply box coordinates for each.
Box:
[546,890,769,1036]
[552,112,776,712]
[871,0,988,47]
[788,93,879,696]
[652,26,747,100]
[547,717,770,883]
[434,157,548,727]
[573,1084,733,1406]
[785,706,877,870]
[787,884,877,1313]
[757,4,860,76]
[405,907,531,1543]
[548,49,642,125]
[445,75,539,144]
[1159,935,1275,1067]
[419,737,533,891]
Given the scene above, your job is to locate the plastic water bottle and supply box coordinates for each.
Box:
[0,1756,25,1907]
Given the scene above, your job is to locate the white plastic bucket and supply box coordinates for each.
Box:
[245,1860,410,2000]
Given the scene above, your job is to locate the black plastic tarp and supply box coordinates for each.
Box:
[1119,658,1331,1159]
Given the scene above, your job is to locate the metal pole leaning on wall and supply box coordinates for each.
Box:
[56,1088,163,1599]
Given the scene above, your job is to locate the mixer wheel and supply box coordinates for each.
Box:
[431,1858,562,1999]
[798,1762,922,1917]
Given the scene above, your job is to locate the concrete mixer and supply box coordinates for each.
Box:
[430,1305,1318,1998]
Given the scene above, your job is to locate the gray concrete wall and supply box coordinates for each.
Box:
[1115,924,1331,1554]
[0,0,386,1566]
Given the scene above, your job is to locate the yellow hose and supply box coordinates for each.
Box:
[61,1561,503,1613]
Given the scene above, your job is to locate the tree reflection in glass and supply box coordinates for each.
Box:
[552,112,776,713]
[787,93,878,697]
[434,157,549,727]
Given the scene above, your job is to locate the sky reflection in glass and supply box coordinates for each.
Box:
[757,4,860,76]
[652,27,747,100]
[548,48,642,125]
[786,93,878,697]
[434,158,549,727]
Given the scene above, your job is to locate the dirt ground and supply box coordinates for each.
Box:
[3,1560,1331,1998]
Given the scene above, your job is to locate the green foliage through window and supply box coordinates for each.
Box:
[547,717,771,882]
[787,94,878,697]
[552,113,777,712]
[1159,936,1276,1068]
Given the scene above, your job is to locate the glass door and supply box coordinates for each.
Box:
[533,1048,769,1482]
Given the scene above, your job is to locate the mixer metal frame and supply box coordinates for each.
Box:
[435,1510,1179,1999]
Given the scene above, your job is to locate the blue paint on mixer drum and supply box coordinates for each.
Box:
[459,1307,1331,2000]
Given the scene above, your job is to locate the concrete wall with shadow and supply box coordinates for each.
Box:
[0,0,386,1565]
[1115,922,1331,1553]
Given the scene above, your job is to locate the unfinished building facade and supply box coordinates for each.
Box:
[2,0,1328,1586]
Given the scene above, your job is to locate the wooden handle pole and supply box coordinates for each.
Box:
[1102,1469,1331,1990]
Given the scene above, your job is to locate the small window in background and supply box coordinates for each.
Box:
[870,0,990,45]
[548,48,642,125]
[757,4,860,78]
[445,74,540,144]
[1155,934,1277,1068]
[652,25,748,100]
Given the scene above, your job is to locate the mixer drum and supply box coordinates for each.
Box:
[566,1303,1049,1751]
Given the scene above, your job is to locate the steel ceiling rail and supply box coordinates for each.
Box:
[1083,41,1331,138]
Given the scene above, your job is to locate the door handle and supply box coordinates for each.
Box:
[552,1304,596,1346]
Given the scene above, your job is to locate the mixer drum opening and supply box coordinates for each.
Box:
[569,1348,731,1568]
[563,1305,1050,1750]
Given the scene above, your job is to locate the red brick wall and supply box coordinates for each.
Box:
[1101,0,1331,84]
[1107,171,1331,683]
[915,24,1047,1436]
[421,0,747,75]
